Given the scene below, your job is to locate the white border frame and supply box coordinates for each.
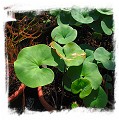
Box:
[0,0,119,120]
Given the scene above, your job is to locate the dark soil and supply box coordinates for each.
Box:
[6,11,115,114]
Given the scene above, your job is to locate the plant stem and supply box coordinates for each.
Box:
[37,86,55,111]
[8,83,26,102]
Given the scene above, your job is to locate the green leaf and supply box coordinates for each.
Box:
[97,9,113,15]
[81,61,102,89]
[49,9,61,16]
[89,9,100,21]
[63,61,102,91]
[63,72,73,91]
[71,102,79,109]
[51,25,77,44]
[71,78,92,98]
[50,41,65,58]
[14,44,58,88]
[71,8,94,24]
[50,41,86,67]
[63,42,86,66]
[94,47,115,70]
[101,16,113,35]
[80,84,92,99]
[63,66,82,91]
[83,86,108,108]
[57,58,65,72]
[80,44,95,62]
[57,10,76,25]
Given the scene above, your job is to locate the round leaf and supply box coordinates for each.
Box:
[97,9,113,15]
[83,86,108,108]
[50,41,86,67]
[71,78,92,98]
[94,47,115,70]
[71,8,94,24]
[63,42,86,66]
[81,61,102,89]
[101,16,113,35]
[14,44,58,88]
[51,25,77,44]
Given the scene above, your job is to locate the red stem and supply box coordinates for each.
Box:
[8,83,55,111]
[38,86,55,111]
[8,83,26,102]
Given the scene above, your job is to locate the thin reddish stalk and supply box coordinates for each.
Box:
[8,83,26,102]
[38,86,55,111]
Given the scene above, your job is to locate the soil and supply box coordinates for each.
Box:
[6,11,115,114]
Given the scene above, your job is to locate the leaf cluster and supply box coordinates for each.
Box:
[50,7,114,35]
[14,8,114,109]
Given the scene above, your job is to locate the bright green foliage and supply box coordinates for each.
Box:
[62,66,82,91]
[80,44,95,62]
[94,47,115,70]
[14,44,58,88]
[50,7,114,35]
[101,16,113,35]
[81,61,102,89]
[71,102,79,109]
[63,61,102,91]
[51,25,77,44]
[14,8,114,109]
[83,86,108,108]
[71,8,94,24]
[71,78,92,98]
[50,9,61,16]
[50,41,86,67]
[96,9,113,15]
[63,42,86,66]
